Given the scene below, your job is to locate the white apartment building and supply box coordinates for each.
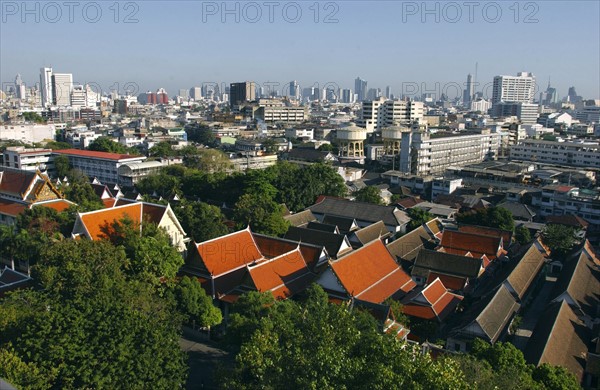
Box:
[510,140,600,169]
[531,185,600,225]
[492,72,536,104]
[53,149,146,185]
[255,105,308,123]
[52,73,73,106]
[2,147,53,172]
[0,123,56,144]
[358,98,424,132]
[399,129,501,176]
[285,128,314,139]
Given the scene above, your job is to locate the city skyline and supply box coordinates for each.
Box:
[1,1,599,99]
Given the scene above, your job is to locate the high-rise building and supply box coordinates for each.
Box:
[341,89,353,104]
[355,77,367,102]
[567,86,582,103]
[156,88,169,104]
[178,89,189,99]
[15,74,26,100]
[539,80,557,106]
[40,67,53,107]
[366,88,382,101]
[189,87,201,100]
[51,73,73,106]
[385,86,392,99]
[229,81,256,107]
[70,85,86,107]
[491,72,536,105]
[463,73,474,107]
[358,98,424,132]
[289,80,300,99]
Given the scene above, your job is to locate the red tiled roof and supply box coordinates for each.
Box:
[103,198,118,208]
[253,234,324,270]
[546,215,589,229]
[195,229,263,277]
[426,272,468,291]
[54,148,144,161]
[247,248,313,299]
[0,199,27,217]
[330,240,416,304]
[458,225,512,244]
[35,199,73,212]
[0,169,36,197]
[403,278,463,321]
[440,230,502,260]
[80,203,142,240]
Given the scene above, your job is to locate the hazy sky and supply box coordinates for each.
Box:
[1,1,599,100]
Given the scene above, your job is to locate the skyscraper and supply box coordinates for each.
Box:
[385,86,392,99]
[51,73,73,106]
[355,77,367,102]
[491,72,536,104]
[289,80,300,99]
[567,86,582,103]
[189,87,201,100]
[229,81,256,107]
[15,74,26,100]
[463,73,474,107]
[341,89,353,103]
[539,79,557,106]
[40,67,53,107]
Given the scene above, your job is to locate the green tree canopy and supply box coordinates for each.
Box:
[541,224,578,257]
[233,193,289,236]
[515,225,532,245]
[175,200,229,243]
[88,136,131,154]
[149,141,175,157]
[172,276,222,328]
[354,186,383,205]
[456,206,515,232]
[406,207,434,232]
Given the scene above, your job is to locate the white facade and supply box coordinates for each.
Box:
[531,186,600,224]
[0,123,56,144]
[358,98,424,132]
[40,67,53,107]
[492,72,536,104]
[2,147,53,172]
[510,140,600,168]
[51,73,73,106]
[399,129,501,176]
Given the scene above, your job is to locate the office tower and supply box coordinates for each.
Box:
[51,73,73,106]
[385,86,392,99]
[289,80,300,99]
[15,74,26,100]
[355,77,367,102]
[491,72,536,104]
[156,88,169,104]
[463,73,474,107]
[567,86,582,103]
[40,67,53,107]
[539,80,557,106]
[189,87,201,100]
[85,84,100,108]
[178,89,189,99]
[359,98,424,132]
[70,85,86,107]
[341,89,353,104]
[366,88,381,101]
[229,81,256,107]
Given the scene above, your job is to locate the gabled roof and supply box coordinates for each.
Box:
[0,199,28,217]
[550,247,600,318]
[247,248,314,299]
[194,228,262,277]
[77,203,143,240]
[53,148,145,161]
[440,230,503,259]
[425,218,443,239]
[309,197,410,227]
[0,167,62,202]
[452,285,520,343]
[306,221,339,234]
[329,240,415,304]
[31,199,75,212]
[321,215,359,233]
[395,196,425,209]
[457,224,512,245]
[524,301,590,382]
[285,226,351,258]
[412,249,482,279]
[283,209,317,227]
[402,278,464,322]
[252,233,327,270]
[497,201,536,221]
[546,215,590,229]
[352,221,391,246]
[386,226,436,263]
[505,243,546,299]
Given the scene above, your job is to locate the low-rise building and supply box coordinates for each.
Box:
[0,123,56,144]
[2,147,53,172]
[510,139,600,169]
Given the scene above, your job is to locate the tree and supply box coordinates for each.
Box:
[53,154,71,179]
[456,206,515,232]
[174,200,229,243]
[149,141,175,157]
[355,186,383,205]
[1,239,187,389]
[406,207,434,232]
[233,193,289,236]
[221,285,469,389]
[21,112,45,123]
[185,123,216,146]
[88,136,131,154]
[184,149,232,173]
[515,225,532,245]
[135,169,181,199]
[62,171,104,211]
[541,224,578,257]
[173,276,222,328]
[318,143,333,151]
[532,363,580,390]
[45,141,72,150]
[261,138,279,153]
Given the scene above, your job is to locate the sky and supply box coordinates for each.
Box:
[1,0,599,100]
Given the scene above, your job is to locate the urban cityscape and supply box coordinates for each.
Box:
[1,1,599,389]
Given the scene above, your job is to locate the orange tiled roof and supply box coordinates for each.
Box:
[253,234,324,270]
[426,272,468,291]
[0,169,36,197]
[247,248,313,299]
[440,230,502,260]
[403,278,463,321]
[0,199,27,217]
[195,228,263,277]
[458,225,512,244]
[54,149,144,161]
[80,203,143,240]
[330,240,415,304]
[103,198,118,208]
[35,199,73,212]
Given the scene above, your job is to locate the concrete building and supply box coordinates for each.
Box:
[255,105,308,123]
[355,77,367,102]
[510,140,600,169]
[492,72,536,104]
[399,128,501,176]
[40,67,53,107]
[51,73,73,106]
[358,98,424,132]
[2,147,53,172]
[0,123,56,144]
[230,81,256,107]
[341,89,353,104]
[336,123,367,163]
[53,149,146,185]
[493,102,539,124]
[531,185,600,225]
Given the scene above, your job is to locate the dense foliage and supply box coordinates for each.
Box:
[456,206,515,232]
[406,207,435,232]
[354,186,383,204]
[541,224,578,257]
